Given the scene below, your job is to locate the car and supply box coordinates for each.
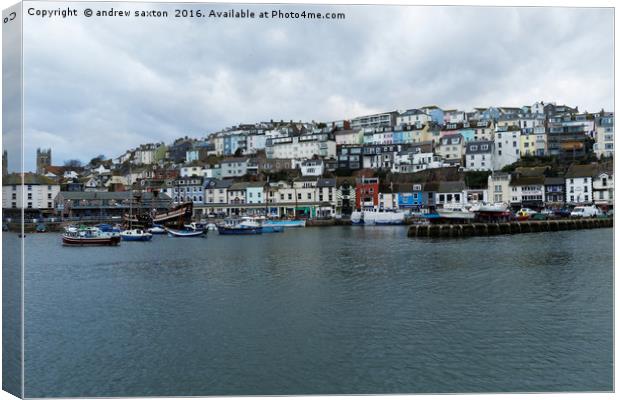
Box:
[570,205,602,218]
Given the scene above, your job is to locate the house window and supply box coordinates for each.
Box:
[12,193,16,200]
[48,193,52,199]
[27,202,32,208]
[47,202,52,208]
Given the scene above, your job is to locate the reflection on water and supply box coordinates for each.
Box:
[15,227,613,397]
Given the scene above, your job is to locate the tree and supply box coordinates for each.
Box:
[89,154,105,166]
[64,159,82,168]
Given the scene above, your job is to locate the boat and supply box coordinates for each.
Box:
[184,222,208,233]
[262,219,306,228]
[96,223,122,234]
[166,227,206,237]
[206,223,218,231]
[217,218,262,235]
[240,217,283,233]
[437,207,475,220]
[477,202,510,213]
[350,210,406,225]
[120,228,153,241]
[147,225,167,234]
[62,226,121,246]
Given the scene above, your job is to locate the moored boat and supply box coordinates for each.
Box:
[240,216,283,233]
[147,225,167,234]
[166,227,206,237]
[262,219,306,228]
[62,226,121,246]
[218,218,262,235]
[120,228,153,241]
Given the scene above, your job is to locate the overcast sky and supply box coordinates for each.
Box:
[17,3,614,172]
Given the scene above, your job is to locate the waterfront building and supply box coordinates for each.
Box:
[594,113,614,158]
[541,177,564,205]
[434,181,467,208]
[509,173,546,209]
[493,127,521,170]
[350,111,398,130]
[435,133,465,166]
[592,171,614,209]
[487,172,511,204]
[336,178,356,215]
[54,191,171,220]
[395,183,426,210]
[2,173,60,219]
[316,178,337,217]
[245,182,267,205]
[202,179,233,215]
[564,164,598,204]
[464,141,494,171]
[378,191,398,211]
[355,177,379,210]
[160,176,204,204]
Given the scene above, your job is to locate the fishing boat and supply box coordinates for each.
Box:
[62,226,121,246]
[120,228,153,241]
[147,225,167,234]
[96,223,122,234]
[240,216,283,233]
[166,227,206,238]
[262,219,306,228]
[477,202,510,213]
[217,218,262,235]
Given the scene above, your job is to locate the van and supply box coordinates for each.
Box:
[570,205,602,218]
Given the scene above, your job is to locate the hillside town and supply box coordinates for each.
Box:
[2,101,614,224]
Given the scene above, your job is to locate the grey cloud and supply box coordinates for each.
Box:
[20,3,613,171]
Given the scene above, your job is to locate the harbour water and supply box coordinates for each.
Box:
[13,227,613,397]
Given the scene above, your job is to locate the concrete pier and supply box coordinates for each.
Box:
[407,218,613,238]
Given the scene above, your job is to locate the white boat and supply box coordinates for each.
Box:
[350,210,406,225]
[120,228,153,241]
[166,227,206,237]
[477,202,510,213]
[147,225,166,234]
[240,216,283,233]
[262,219,306,228]
[436,208,475,220]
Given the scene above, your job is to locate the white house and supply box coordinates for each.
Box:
[565,164,597,205]
[594,113,614,159]
[493,128,521,170]
[464,140,493,171]
[220,158,249,178]
[300,159,324,176]
[396,109,430,127]
[2,173,60,211]
[487,172,511,204]
[592,171,613,208]
[181,165,205,177]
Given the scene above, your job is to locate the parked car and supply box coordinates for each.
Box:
[570,205,602,218]
[553,208,572,218]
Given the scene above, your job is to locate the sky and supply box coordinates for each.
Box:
[12,2,615,172]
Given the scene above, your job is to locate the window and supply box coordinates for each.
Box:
[47,202,52,208]
[584,186,588,193]
[288,194,292,200]
[48,193,52,199]
[307,193,312,200]
[27,202,32,208]
[584,195,589,201]
[12,193,16,200]
[27,193,32,200]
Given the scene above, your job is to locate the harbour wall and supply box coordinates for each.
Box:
[407,218,613,238]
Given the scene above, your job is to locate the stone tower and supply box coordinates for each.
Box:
[36,148,52,175]
[2,150,7,177]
